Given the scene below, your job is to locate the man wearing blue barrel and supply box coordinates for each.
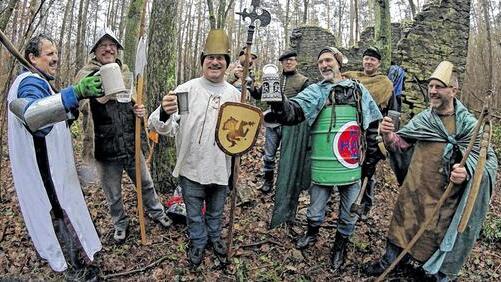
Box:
[264,47,382,270]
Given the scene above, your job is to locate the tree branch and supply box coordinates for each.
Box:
[102,255,169,279]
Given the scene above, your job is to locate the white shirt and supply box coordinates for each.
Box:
[149,77,240,185]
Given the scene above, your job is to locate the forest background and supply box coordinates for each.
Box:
[0,0,500,280]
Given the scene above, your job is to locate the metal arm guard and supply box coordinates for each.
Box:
[9,94,68,132]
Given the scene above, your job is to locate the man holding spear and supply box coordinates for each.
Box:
[364,61,498,281]
[75,28,171,244]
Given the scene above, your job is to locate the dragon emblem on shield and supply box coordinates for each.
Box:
[222,116,256,147]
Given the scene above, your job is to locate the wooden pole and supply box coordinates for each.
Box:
[226,155,240,258]
[135,74,147,245]
[226,32,253,258]
[134,0,149,245]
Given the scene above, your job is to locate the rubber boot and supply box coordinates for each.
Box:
[330,232,349,270]
[295,224,320,250]
[261,171,274,193]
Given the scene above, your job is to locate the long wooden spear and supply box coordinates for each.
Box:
[134,0,149,245]
[226,0,271,258]
[376,97,490,281]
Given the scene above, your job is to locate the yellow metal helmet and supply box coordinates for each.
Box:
[200,29,231,67]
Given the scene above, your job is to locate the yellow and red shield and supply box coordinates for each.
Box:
[215,102,262,156]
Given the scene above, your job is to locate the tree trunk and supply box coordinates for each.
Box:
[0,0,18,31]
[349,0,354,46]
[408,0,416,18]
[374,0,391,70]
[118,0,127,39]
[284,0,291,48]
[354,0,359,45]
[207,0,216,29]
[123,0,145,70]
[147,0,178,192]
[75,0,87,72]
[302,0,308,24]
[191,0,203,79]
[56,0,73,88]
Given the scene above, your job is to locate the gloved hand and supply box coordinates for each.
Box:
[74,76,103,100]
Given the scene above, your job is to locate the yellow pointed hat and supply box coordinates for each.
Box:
[203,29,230,55]
[428,61,454,86]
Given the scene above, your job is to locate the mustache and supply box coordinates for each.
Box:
[320,67,333,73]
[208,64,223,70]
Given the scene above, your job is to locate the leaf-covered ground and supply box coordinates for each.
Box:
[0,134,500,281]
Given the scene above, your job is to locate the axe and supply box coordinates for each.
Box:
[226,0,271,259]
[350,176,369,216]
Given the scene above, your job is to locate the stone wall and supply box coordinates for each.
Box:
[290,0,471,118]
[289,26,337,82]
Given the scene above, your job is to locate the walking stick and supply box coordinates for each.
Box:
[376,99,490,282]
[226,0,271,258]
[133,0,149,245]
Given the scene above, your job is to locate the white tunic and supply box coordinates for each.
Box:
[7,72,101,272]
[149,77,240,185]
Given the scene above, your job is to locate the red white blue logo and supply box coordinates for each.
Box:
[332,121,361,169]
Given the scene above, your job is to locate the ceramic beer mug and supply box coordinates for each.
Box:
[99,63,128,102]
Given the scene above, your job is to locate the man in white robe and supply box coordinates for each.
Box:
[7,34,102,279]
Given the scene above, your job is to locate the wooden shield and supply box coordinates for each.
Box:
[216,102,262,156]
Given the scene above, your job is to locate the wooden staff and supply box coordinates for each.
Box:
[376,102,489,282]
[458,94,493,233]
[134,0,149,245]
[226,29,255,259]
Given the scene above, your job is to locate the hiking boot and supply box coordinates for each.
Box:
[330,232,349,270]
[209,238,228,264]
[83,265,100,282]
[187,245,205,267]
[155,214,173,228]
[363,260,386,276]
[113,228,127,244]
[295,224,320,250]
[261,171,274,193]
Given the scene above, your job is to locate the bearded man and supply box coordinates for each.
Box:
[264,47,382,270]
[365,61,498,281]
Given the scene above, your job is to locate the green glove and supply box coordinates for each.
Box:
[74,76,103,100]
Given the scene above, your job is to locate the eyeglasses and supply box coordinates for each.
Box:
[97,42,117,50]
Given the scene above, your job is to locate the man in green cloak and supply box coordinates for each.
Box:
[364,61,498,281]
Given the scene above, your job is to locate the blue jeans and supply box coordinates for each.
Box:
[96,153,165,231]
[179,176,228,248]
[306,181,360,236]
[263,126,282,172]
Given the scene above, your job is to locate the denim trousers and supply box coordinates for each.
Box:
[96,153,165,231]
[263,126,282,172]
[179,176,228,248]
[306,181,360,236]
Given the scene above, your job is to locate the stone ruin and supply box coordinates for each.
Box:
[290,0,471,118]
